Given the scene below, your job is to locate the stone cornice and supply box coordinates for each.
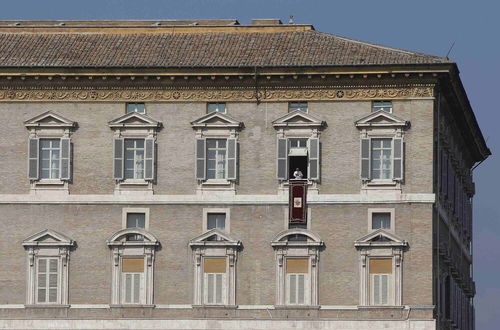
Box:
[0,86,434,102]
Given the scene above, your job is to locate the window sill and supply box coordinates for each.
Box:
[24,304,70,309]
[357,305,404,309]
[109,304,155,308]
[119,179,150,186]
[202,179,232,186]
[365,180,398,186]
[34,179,66,185]
[192,304,238,309]
[274,305,321,310]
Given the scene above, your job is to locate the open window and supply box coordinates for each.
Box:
[22,229,75,306]
[355,229,408,306]
[189,229,241,306]
[107,228,159,306]
[271,229,324,307]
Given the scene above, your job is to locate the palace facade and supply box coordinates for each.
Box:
[0,19,489,329]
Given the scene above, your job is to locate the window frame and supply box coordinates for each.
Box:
[206,138,228,180]
[288,102,309,113]
[203,208,230,233]
[207,102,227,114]
[123,138,146,180]
[126,102,146,114]
[35,257,60,304]
[122,208,150,230]
[372,100,393,113]
[368,258,394,306]
[367,208,395,232]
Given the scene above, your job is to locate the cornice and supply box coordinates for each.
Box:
[0,86,434,102]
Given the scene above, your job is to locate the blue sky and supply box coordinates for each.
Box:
[1,0,499,328]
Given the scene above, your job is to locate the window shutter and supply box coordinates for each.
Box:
[60,138,71,180]
[133,273,141,304]
[277,138,288,180]
[125,274,132,303]
[196,138,206,181]
[289,274,296,304]
[360,138,370,180]
[144,138,155,180]
[308,138,320,181]
[216,273,223,304]
[381,274,388,304]
[113,138,124,180]
[373,274,380,305]
[227,138,237,181]
[297,274,305,304]
[28,138,39,180]
[393,138,403,181]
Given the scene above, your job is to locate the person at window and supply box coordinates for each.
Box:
[293,168,304,179]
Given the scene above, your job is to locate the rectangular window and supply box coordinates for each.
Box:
[36,258,58,303]
[369,258,393,305]
[40,139,60,179]
[372,212,391,230]
[126,213,146,241]
[207,103,226,114]
[371,138,392,180]
[288,138,308,179]
[126,103,145,114]
[372,101,392,113]
[124,139,145,179]
[286,258,309,305]
[122,258,144,304]
[206,139,227,179]
[289,102,308,113]
[204,258,226,305]
[207,213,226,231]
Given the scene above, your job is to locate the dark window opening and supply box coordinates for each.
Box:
[289,156,308,180]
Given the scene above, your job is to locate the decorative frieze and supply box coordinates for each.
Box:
[0,86,434,102]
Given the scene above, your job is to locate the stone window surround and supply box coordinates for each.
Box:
[271,228,324,307]
[122,207,150,230]
[106,228,159,307]
[108,112,162,195]
[24,111,77,194]
[355,110,410,192]
[367,208,395,233]
[202,208,230,233]
[191,112,243,195]
[22,229,75,307]
[189,229,241,307]
[355,229,408,307]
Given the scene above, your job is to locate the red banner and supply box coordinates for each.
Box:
[289,180,307,224]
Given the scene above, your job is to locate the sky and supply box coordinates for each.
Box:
[1,0,498,328]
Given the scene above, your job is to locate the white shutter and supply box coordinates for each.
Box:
[277,138,288,180]
[36,258,47,303]
[113,138,124,180]
[196,138,206,181]
[226,138,237,181]
[392,138,403,181]
[28,138,39,180]
[144,138,155,180]
[60,138,71,180]
[360,138,370,180]
[288,274,296,304]
[297,274,305,304]
[308,138,320,181]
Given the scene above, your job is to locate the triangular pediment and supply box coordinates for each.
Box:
[22,229,75,247]
[108,112,162,128]
[191,112,243,129]
[189,229,241,247]
[24,111,76,128]
[354,229,407,248]
[355,110,409,128]
[272,110,326,128]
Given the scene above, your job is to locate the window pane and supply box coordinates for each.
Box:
[372,213,391,229]
[127,213,146,228]
[371,138,392,180]
[37,289,46,303]
[207,102,226,114]
[206,139,227,179]
[207,213,225,230]
[124,139,146,179]
[372,101,392,113]
[126,103,145,114]
[289,102,308,112]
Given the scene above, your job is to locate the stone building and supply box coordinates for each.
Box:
[0,19,489,329]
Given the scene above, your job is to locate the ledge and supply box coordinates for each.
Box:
[274,305,321,310]
[24,304,70,309]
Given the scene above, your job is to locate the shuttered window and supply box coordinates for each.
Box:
[36,258,58,303]
[203,258,226,305]
[286,258,309,305]
[124,139,145,179]
[122,258,144,304]
[369,258,393,305]
[361,138,404,182]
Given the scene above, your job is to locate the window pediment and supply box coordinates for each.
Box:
[189,229,241,248]
[271,229,324,248]
[354,229,408,248]
[106,228,159,247]
[191,112,243,129]
[22,229,75,248]
[272,110,326,129]
[108,112,162,129]
[355,110,410,129]
[24,111,76,129]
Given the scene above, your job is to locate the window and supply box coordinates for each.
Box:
[39,139,61,179]
[207,103,226,114]
[271,229,323,306]
[36,258,59,303]
[121,258,145,304]
[124,139,145,180]
[126,213,146,241]
[203,258,226,305]
[371,138,392,180]
[369,258,393,305]
[368,209,394,231]
[22,229,75,306]
[372,101,392,113]
[288,138,309,179]
[207,213,226,231]
[206,139,227,180]
[289,102,308,113]
[126,103,145,114]
[286,258,309,305]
